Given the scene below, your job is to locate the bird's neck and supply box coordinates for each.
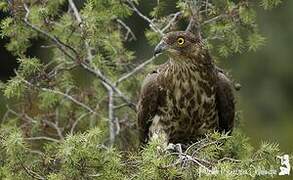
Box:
[169,47,212,64]
[168,51,214,72]
[160,52,216,89]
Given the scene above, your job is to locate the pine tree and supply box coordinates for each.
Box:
[0,0,290,179]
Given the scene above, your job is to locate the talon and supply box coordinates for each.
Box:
[165,143,184,154]
[174,143,183,154]
[165,143,176,152]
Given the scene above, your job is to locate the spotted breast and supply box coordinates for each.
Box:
[149,57,219,144]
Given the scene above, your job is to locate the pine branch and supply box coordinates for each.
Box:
[81,63,137,110]
[125,0,164,36]
[21,1,137,113]
[68,0,137,111]
[22,3,78,61]
[19,76,96,115]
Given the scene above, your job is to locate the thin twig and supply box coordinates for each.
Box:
[43,119,64,141]
[185,2,201,38]
[114,103,130,110]
[20,76,96,115]
[30,150,44,156]
[68,0,93,61]
[218,157,241,163]
[171,152,212,172]
[48,63,78,79]
[193,136,230,154]
[103,82,116,146]
[125,0,163,36]
[70,112,91,135]
[185,138,209,153]
[117,19,137,41]
[20,162,46,180]
[25,137,60,143]
[40,87,96,114]
[161,12,182,33]
[68,0,136,111]
[202,14,226,25]
[6,106,38,124]
[23,3,78,61]
[81,63,137,110]
[115,56,156,86]
[68,0,82,23]
[115,117,120,135]
[11,106,64,141]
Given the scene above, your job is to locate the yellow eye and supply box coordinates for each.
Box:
[177,37,185,45]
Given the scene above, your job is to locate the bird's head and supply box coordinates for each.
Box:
[154,31,202,59]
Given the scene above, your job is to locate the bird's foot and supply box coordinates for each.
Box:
[165,143,183,154]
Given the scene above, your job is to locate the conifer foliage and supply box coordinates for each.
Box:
[0,0,290,179]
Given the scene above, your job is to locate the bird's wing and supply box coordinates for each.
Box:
[137,70,161,145]
[215,70,235,133]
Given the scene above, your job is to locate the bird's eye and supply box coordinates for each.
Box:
[177,37,185,45]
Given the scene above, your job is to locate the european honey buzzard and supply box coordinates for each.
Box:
[137,31,235,146]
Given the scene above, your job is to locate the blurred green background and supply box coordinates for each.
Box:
[229,0,293,152]
[0,0,292,154]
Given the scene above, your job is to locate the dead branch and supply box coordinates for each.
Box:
[116,19,137,41]
[102,82,116,146]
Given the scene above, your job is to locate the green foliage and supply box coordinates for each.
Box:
[133,139,181,179]
[0,124,31,179]
[150,1,167,18]
[130,131,285,180]
[54,128,125,179]
[261,0,283,10]
[0,126,127,179]
[3,77,24,99]
[248,32,267,51]
[1,125,285,179]
[0,0,289,179]
[38,91,60,109]
[145,29,161,45]
[18,57,42,77]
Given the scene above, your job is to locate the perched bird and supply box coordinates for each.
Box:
[137,31,235,146]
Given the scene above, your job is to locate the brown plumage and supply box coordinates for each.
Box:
[137,31,235,145]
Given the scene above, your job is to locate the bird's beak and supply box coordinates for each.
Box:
[154,40,168,57]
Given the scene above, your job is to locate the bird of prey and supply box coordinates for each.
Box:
[137,31,235,146]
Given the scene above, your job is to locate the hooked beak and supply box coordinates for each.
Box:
[154,40,168,56]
